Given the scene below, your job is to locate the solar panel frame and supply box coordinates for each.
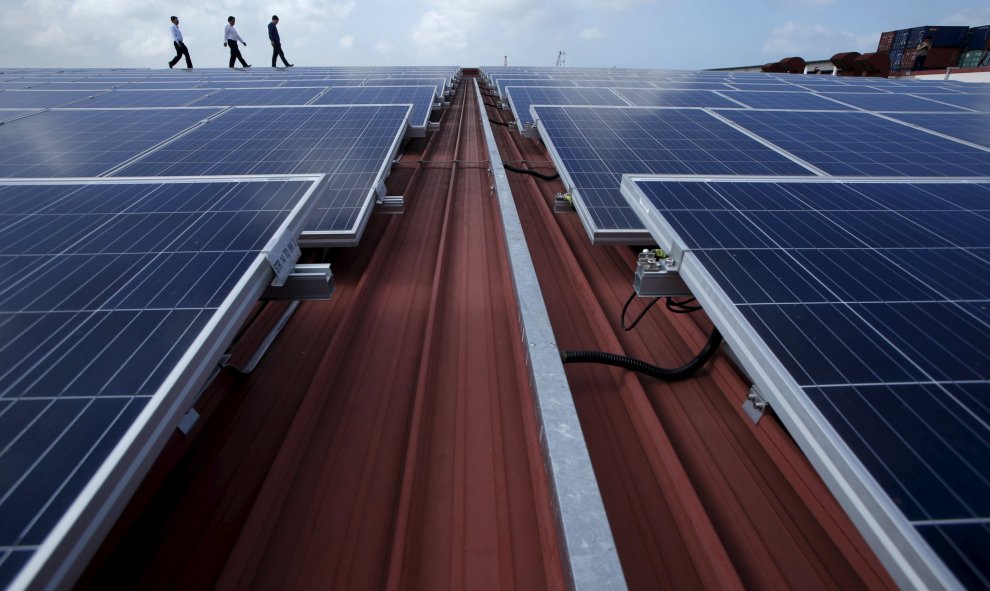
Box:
[532,105,820,244]
[0,90,107,108]
[620,174,990,591]
[0,107,222,178]
[0,174,323,590]
[504,86,629,127]
[715,109,990,177]
[885,112,990,150]
[108,104,412,246]
[186,87,327,107]
[312,85,437,129]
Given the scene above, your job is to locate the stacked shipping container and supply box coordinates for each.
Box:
[878,24,989,71]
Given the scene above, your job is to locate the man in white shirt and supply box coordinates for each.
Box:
[168,16,193,69]
[223,16,251,68]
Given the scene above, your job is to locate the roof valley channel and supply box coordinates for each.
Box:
[195,75,573,589]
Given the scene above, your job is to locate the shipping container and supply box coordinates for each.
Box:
[905,25,968,48]
[959,49,986,68]
[893,29,910,49]
[907,27,926,47]
[889,49,904,70]
[901,48,917,70]
[922,47,961,69]
[966,25,990,50]
[877,31,896,53]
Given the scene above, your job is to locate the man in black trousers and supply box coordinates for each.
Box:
[168,16,193,69]
[268,15,294,68]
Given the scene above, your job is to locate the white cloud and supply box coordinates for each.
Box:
[579,27,603,40]
[374,39,394,56]
[763,21,878,58]
[339,35,354,49]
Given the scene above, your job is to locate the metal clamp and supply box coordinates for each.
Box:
[742,385,769,424]
[633,249,691,297]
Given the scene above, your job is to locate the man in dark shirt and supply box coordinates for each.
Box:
[268,16,294,68]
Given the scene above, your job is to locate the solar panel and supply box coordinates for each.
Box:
[649,81,732,90]
[886,113,990,150]
[719,90,850,110]
[0,90,103,108]
[188,87,326,106]
[79,89,215,108]
[823,92,969,113]
[715,109,990,177]
[612,88,741,108]
[362,78,447,98]
[494,78,576,96]
[0,108,220,177]
[0,176,320,590]
[915,93,990,113]
[312,85,437,128]
[504,86,627,127]
[532,106,816,243]
[111,105,411,245]
[621,176,990,590]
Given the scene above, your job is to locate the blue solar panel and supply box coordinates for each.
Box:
[0,108,220,177]
[0,177,318,590]
[823,92,969,113]
[612,88,740,108]
[719,90,850,110]
[494,78,575,96]
[188,87,325,106]
[532,106,815,242]
[312,85,436,128]
[716,109,990,176]
[622,177,990,590]
[79,89,214,108]
[886,113,990,150]
[362,78,447,98]
[912,93,990,113]
[505,86,627,126]
[650,81,732,90]
[0,90,103,108]
[112,105,410,244]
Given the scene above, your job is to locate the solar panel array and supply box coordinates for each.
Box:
[482,66,990,244]
[0,65,459,589]
[0,177,321,588]
[483,66,990,589]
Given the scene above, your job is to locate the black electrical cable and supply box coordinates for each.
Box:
[489,118,510,127]
[620,291,660,331]
[503,163,559,180]
[666,296,702,314]
[560,327,723,382]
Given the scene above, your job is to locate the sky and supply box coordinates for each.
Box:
[1,0,989,70]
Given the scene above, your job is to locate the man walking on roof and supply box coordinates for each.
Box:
[168,16,193,69]
[224,16,251,68]
[269,15,294,68]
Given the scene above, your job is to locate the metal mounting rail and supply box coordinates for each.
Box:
[474,79,626,591]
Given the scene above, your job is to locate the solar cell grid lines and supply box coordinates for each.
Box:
[0,107,221,178]
[914,93,990,112]
[313,85,437,128]
[824,92,969,113]
[186,87,326,106]
[504,86,628,126]
[79,89,215,108]
[612,88,742,109]
[533,105,815,242]
[715,109,990,177]
[110,104,410,243]
[0,177,320,590]
[887,113,990,150]
[719,90,850,110]
[621,177,990,590]
[0,89,104,108]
